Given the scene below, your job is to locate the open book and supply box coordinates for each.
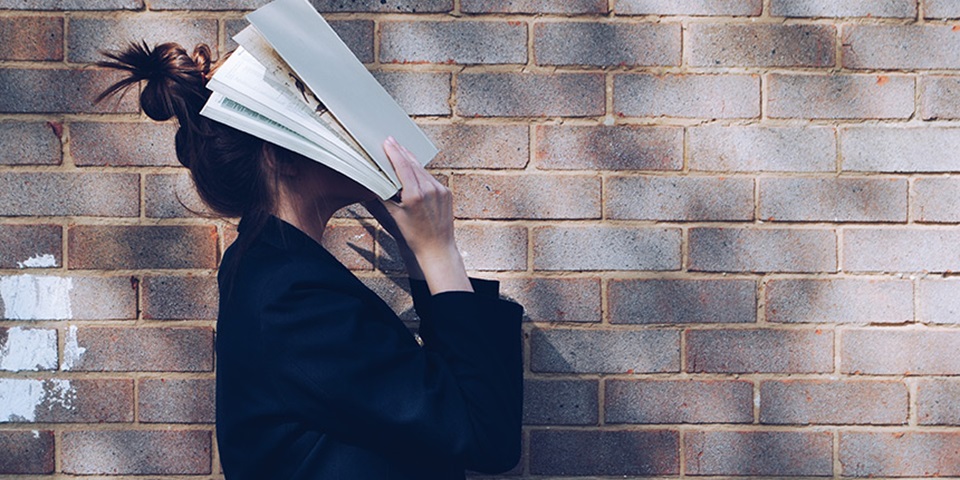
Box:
[199,0,438,200]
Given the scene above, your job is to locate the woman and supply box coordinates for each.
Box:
[96,42,524,479]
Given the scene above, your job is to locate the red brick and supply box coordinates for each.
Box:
[0,68,137,113]
[914,177,960,223]
[841,432,960,477]
[615,74,760,118]
[379,224,527,272]
[606,380,753,424]
[0,430,53,474]
[381,21,526,65]
[918,379,960,425]
[372,71,451,116]
[760,177,907,222]
[533,226,681,271]
[768,74,914,119]
[420,124,527,169]
[844,25,960,70]
[616,0,761,15]
[531,327,679,373]
[529,429,678,475]
[69,18,217,64]
[843,127,960,172]
[685,430,833,476]
[66,326,213,372]
[689,24,835,67]
[609,279,756,325]
[766,279,913,324]
[923,76,960,120]
[535,125,682,171]
[0,0,141,8]
[311,0,452,12]
[523,379,598,425]
[606,176,754,221]
[843,228,960,272]
[143,276,218,320]
[687,328,834,373]
[0,378,133,423]
[920,279,960,325]
[70,122,179,167]
[139,378,215,423]
[151,0,268,9]
[499,277,600,323]
[760,380,907,425]
[457,73,605,117]
[689,125,836,172]
[462,0,606,13]
[62,430,211,475]
[453,174,600,219]
[0,172,139,217]
[68,225,218,270]
[0,122,61,165]
[144,173,209,219]
[689,228,837,273]
[535,22,680,67]
[0,16,62,60]
[0,224,61,269]
[842,328,960,375]
[772,0,916,17]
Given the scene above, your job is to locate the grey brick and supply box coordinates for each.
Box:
[609,279,756,324]
[761,380,908,424]
[381,21,525,65]
[530,430,679,476]
[689,228,837,273]
[926,0,960,18]
[615,74,760,118]
[760,177,907,222]
[309,0,452,12]
[66,326,213,372]
[533,226,681,271]
[523,379,598,425]
[0,0,141,9]
[151,0,269,9]
[530,328,679,373]
[142,276,218,320]
[840,432,960,477]
[457,73,605,117]
[606,380,753,423]
[0,225,61,269]
[918,379,960,424]
[616,0,761,15]
[0,69,137,114]
[70,122,179,167]
[372,71,450,116]
[913,177,960,222]
[842,328,960,375]
[462,0,607,13]
[686,431,833,476]
[843,127,960,172]
[535,125,682,171]
[766,279,913,324]
[455,224,528,271]
[69,18,217,64]
[689,24,835,67]
[535,21,680,67]
[920,279,960,324]
[0,172,138,217]
[768,74,914,119]
[687,329,834,373]
[138,378,215,423]
[61,430,211,475]
[419,124,527,169]
[499,277,601,323]
[689,126,836,172]
[606,175,754,221]
[843,228,960,272]
[922,76,960,120]
[68,225,218,270]
[0,122,61,165]
[844,25,960,70]
[145,173,208,219]
[453,174,600,219]
[772,0,917,17]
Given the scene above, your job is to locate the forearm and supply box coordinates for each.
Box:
[414,244,473,294]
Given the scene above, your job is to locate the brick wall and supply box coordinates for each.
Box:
[1,0,959,477]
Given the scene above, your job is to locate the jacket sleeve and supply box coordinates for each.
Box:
[258,270,523,473]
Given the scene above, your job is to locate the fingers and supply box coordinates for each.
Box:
[383,137,422,198]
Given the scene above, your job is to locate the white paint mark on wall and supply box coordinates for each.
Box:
[0,274,73,320]
[0,378,75,422]
[0,327,57,372]
[16,254,57,269]
[61,325,86,371]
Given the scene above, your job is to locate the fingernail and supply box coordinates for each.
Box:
[386,136,396,145]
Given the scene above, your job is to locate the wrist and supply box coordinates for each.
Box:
[415,244,473,294]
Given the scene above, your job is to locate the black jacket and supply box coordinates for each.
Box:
[215,215,524,479]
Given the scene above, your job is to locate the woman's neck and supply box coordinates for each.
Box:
[273,190,342,245]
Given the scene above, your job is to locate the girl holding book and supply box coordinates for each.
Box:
[96,41,523,480]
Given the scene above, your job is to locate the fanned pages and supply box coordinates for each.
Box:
[198,0,438,200]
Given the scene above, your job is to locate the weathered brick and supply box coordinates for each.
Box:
[523,379,598,425]
[372,71,450,116]
[143,276,218,320]
[615,74,759,118]
[533,226,681,271]
[535,22,679,67]
[1,275,136,320]
[535,125,682,171]
[69,18,216,64]
[922,76,960,120]
[606,380,753,424]
[453,174,600,219]
[68,225,218,270]
[914,177,960,222]
[772,0,916,17]
[760,177,907,222]
[419,124,527,169]
[462,0,606,13]
[0,378,133,423]
[0,69,137,113]
[0,0,141,9]
[689,126,836,172]
[609,279,756,324]
[151,0,268,9]
[0,172,138,217]
[310,0,452,12]
[0,430,53,474]
[145,173,209,218]
[761,380,907,425]
[918,379,960,424]
[769,74,914,119]
[616,0,761,16]
[139,378,215,423]
[842,328,960,374]
[359,274,416,320]
[381,21,525,65]
[226,19,373,63]
[0,122,61,165]
[457,73,605,117]
[0,225,61,269]
[843,228,960,272]
[530,327,679,373]
[689,228,837,273]
[920,279,960,324]
[318,224,375,271]
[766,279,913,324]
[499,277,600,322]
[66,326,213,372]
[686,430,833,476]
[843,127,960,172]
[841,432,960,477]
[0,16,61,60]
[844,25,960,70]
[926,0,960,18]
[687,329,834,373]
[62,430,211,475]
[0,327,57,372]
[689,24,835,67]
[529,429,678,475]
[606,176,754,221]
[71,122,179,166]
[379,224,526,272]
